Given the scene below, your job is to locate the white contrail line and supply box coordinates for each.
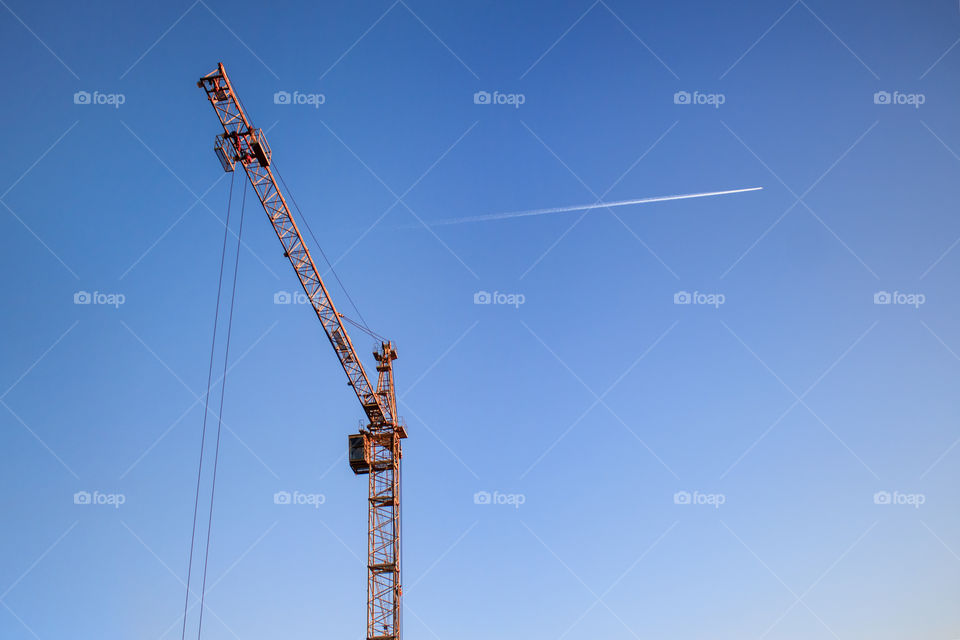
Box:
[427,187,763,226]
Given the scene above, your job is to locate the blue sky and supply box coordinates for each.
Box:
[1,0,959,638]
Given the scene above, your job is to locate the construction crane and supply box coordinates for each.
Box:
[197,63,406,640]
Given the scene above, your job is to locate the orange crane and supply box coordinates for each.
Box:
[197,63,406,640]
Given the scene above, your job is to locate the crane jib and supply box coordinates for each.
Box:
[197,64,391,427]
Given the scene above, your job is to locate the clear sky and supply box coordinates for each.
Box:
[1,1,959,638]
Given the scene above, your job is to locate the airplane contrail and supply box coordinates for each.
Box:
[427,186,763,226]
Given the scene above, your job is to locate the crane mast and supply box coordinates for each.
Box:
[198,63,405,640]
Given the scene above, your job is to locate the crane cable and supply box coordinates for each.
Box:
[272,161,383,342]
[341,313,388,344]
[196,178,247,639]
[180,170,236,640]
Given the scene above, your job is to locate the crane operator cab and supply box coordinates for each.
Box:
[348,433,369,474]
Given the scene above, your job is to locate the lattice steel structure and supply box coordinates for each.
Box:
[198,63,405,640]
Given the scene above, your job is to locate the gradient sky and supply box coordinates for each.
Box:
[1,1,959,639]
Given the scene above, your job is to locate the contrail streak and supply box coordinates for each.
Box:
[427,187,763,226]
